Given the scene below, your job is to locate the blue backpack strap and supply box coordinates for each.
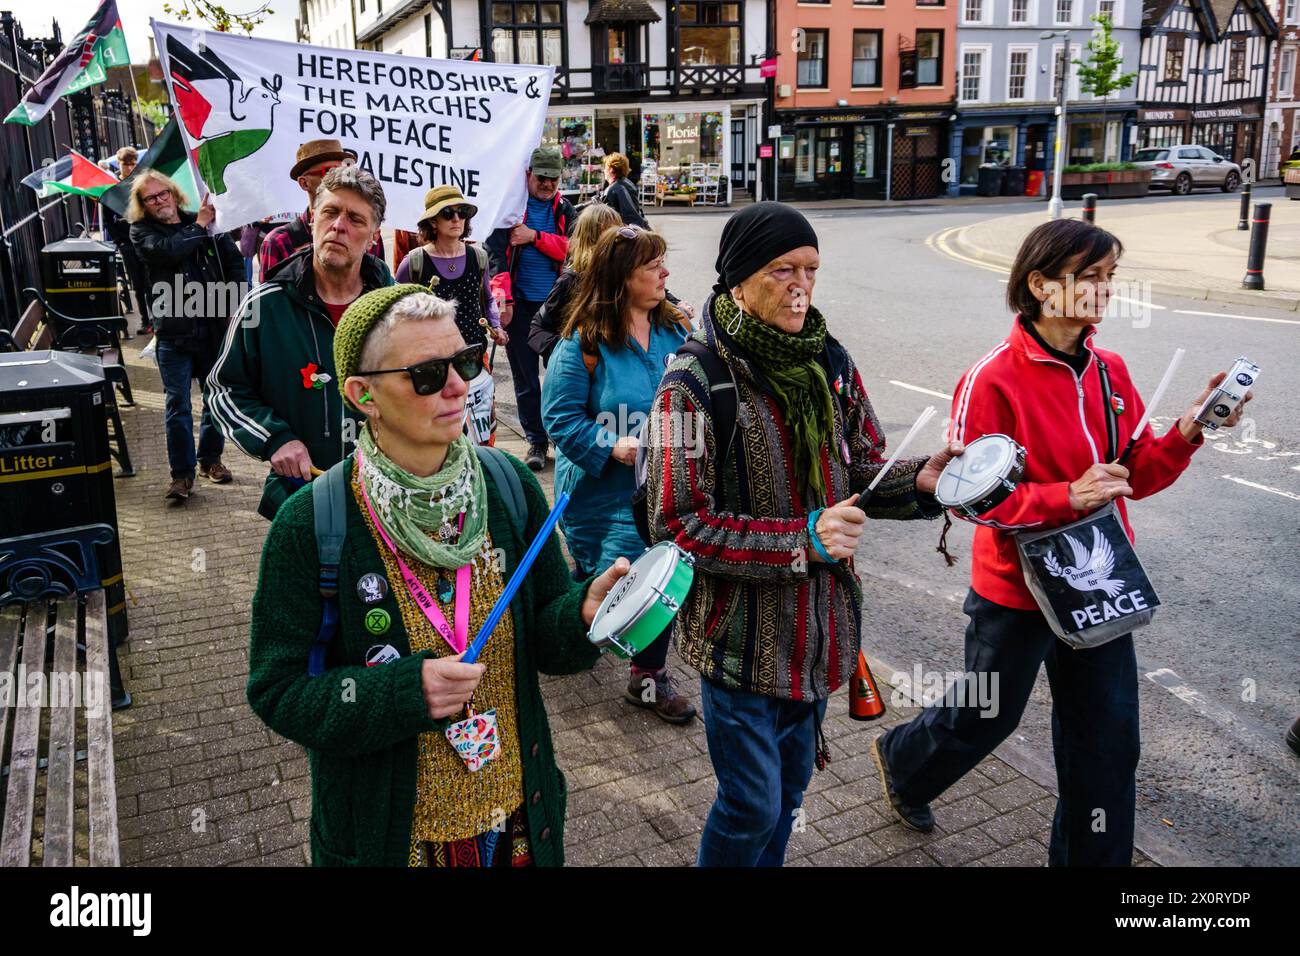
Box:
[474,445,526,544]
[308,457,351,677]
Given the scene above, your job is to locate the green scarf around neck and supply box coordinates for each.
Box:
[715,292,835,504]
[357,426,488,569]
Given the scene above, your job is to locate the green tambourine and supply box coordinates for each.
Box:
[587,542,695,659]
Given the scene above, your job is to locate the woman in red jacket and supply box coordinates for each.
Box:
[873,219,1254,866]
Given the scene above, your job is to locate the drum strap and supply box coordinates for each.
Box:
[305,446,526,676]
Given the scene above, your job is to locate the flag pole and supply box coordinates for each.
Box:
[125,63,150,147]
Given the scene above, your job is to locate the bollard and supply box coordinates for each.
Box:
[1237,182,1251,231]
[1082,193,1097,223]
[1242,202,1271,290]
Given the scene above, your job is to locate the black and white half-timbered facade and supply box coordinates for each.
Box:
[349,0,770,201]
[1138,0,1278,166]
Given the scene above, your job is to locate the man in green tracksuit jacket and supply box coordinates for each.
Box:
[208,165,395,519]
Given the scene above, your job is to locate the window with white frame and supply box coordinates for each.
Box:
[1287,0,1297,23]
[961,48,985,101]
[1164,33,1185,81]
[1055,0,1073,25]
[852,30,883,87]
[1052,45,1079,98]
[1008,48,1031,100]
[1280,48,1296,97]
[1010,0,1029,23]
[963,0,984,23]
[1098,0,1115,21]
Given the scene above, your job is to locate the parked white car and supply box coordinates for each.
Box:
[1132,145,1242,195]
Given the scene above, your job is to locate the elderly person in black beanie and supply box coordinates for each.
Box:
[643,202,961,866]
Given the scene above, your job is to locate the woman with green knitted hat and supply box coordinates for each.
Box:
[642,202,962,867]
[246,283,631,867]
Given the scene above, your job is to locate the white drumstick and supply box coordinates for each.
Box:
[867,405,936,493]
[1116,347,1184,464]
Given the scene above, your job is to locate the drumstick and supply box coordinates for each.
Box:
[1115,347,1184,466]
[462,491,572,665]
[864,405,937,497]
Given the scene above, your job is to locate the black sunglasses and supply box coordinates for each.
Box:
[436,205,472,220]
[358,344,484,395]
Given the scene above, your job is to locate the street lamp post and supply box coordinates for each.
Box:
[1043,30,1070,220]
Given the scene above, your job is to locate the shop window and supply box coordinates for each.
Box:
[1008,48,1030,100]
[1055,0,1073,25]
[854,126,876,178]
[1164,34,1185,82]
[643,111,724,187]
[1229,38,1247,82]
[852,31,882,87]
[798,30,829,88]
[1010,0,1028,23]
[542,115,593,193]
[491,2,564,65]
[795,129,815,183]
[679,2,742,66]
[916,30,943,86]
[961,49,984,101]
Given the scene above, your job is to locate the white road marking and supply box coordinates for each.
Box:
[889,380,954,400]
[1172,308,1300,327]
[1220,474,1300,502]
[1112,295,1167,311]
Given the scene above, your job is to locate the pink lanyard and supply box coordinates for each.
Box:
[355,452,471,654]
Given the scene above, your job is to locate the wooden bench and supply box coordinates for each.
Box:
[0,592,120,866]
[3,291,135,477]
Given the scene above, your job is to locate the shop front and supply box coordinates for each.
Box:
[1136,107,1191,150]
[1191,103,1263,168]
[949,108,1052,197]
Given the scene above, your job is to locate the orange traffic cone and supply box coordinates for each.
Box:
[849,651,885,721]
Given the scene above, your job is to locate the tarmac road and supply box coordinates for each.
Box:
[637,192,1300,866]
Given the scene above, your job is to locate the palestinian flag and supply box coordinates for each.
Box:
[20,150,117,199]
[5,0,130,126]
[99,117,201,216]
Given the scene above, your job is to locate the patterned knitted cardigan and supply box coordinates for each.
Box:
[645,293,941,701]
[246,453,599,867]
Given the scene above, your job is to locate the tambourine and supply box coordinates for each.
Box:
[587,542,694,659]
[933,433,1026,518]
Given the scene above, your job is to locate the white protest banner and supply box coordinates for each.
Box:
[151,20,553,233]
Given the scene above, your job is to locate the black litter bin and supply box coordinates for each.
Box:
[41,236,120,320]
[976,165,1006,197]
[1002,165,1026,196]
[0,350,129,705]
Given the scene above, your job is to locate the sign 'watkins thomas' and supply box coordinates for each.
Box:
[151,20,553,233]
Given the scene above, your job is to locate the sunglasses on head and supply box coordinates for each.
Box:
[358,343,485,396]
[436,205,472,221]
[615,225,640,240]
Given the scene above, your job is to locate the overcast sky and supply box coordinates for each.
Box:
[5,0,300,63]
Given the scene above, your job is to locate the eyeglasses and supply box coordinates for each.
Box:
[436,205,471,221]
[141,191,172,205]
[357,344,485,396]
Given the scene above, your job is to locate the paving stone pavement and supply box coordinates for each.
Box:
[107,340,1155,867]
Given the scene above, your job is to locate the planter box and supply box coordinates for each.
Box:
[1057,169,1152,200]
[1285,168,1300,200]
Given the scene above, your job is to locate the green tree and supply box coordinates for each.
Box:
[160,1,274,34]
[1073,13,1138,163]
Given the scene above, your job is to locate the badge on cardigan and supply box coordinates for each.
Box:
[300,362,332,390]
[445,708,501,772]
[364,607,391,635]
[1111,393,1126,415]
[365,644,400,666]
[357,573,388,603]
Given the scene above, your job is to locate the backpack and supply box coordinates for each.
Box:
[306,444,527,676]
[408,243,490,314]
[629,336,856,546]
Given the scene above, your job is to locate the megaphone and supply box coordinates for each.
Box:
[849,650,885,721]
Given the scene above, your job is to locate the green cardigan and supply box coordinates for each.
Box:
[246,452,601,866]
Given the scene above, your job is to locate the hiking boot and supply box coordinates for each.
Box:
[525,443,548,471]
[871,733,935,832]
[625,668,697,725]
[165,477,194,501]
[200,460,233,484]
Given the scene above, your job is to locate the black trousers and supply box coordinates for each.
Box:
[879,588,1140,866]
[505,297,547,447]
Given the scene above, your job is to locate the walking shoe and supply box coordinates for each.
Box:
[165,477,194,501]
[1287,716,1300,757]
[200,460,233,484]
[525,443,548,471]
[625,668,697,725]
[871,734,935,832]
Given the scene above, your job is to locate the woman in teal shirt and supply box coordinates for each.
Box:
[541,225,697,724]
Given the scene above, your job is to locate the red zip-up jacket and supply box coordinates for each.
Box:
[948,318,1202,610]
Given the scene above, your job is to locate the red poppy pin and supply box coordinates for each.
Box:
[300,363,332,390]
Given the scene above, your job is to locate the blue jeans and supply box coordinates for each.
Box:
[157,340,224,479]
[879,588,1140,866]
[697,679,827,867]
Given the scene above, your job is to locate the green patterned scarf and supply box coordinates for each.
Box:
[357,426,488,569]
[715,292,835,504]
